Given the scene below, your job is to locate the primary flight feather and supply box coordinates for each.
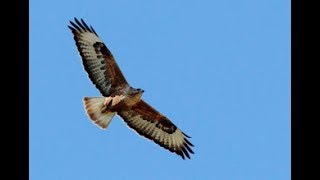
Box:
[68,18,194,159]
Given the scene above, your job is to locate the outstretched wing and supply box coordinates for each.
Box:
[118,100,194,159]
[68,18,128,96]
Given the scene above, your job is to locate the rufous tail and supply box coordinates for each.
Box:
[83,97,116,129]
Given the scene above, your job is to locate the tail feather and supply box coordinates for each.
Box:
[83,97,116,129]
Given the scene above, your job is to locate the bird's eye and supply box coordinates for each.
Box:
[137,88,141,91]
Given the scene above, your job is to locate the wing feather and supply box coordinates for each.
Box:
[69,18,128,96]
[118,100,194,159]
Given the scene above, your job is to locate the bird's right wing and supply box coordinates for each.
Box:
[68,18,129,96]
[118,100,194,159]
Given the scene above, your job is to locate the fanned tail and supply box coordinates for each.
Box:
[83,97,116,129]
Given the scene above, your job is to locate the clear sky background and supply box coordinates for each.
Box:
[30,0,290,179]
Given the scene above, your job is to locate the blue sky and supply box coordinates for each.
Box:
[30,0,290,179]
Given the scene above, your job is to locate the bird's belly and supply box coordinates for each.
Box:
[108,95,141,111]
[123,96,141,107]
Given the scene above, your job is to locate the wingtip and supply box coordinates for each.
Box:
[182,148,190,159]
[69,17,81,25]
[184,142,194,154]
[69,17,98,36]
[176,150,185,160]
[184,138,194,147]
[90,25,98,35]
[68,20,74,26]
[67,25,73,30]
[181,154,185,160]
[81,18,93,32]
[182,132,191,138]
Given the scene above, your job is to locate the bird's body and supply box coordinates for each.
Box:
[102,87,144,112]
[69,18,194,159]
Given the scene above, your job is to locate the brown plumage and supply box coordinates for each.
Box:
[69,18,194,159]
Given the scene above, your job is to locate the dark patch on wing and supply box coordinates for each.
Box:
[132,101,177,134]
[99,43,128,89]
[92,42,128,90]
[69,18,129,96]
[118,100,194,159]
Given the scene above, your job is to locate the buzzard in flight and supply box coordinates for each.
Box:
[68,18,194,159]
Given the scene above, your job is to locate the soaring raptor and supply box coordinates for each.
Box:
[68,18,194,159]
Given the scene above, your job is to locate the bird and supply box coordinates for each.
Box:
[68,18,194,159]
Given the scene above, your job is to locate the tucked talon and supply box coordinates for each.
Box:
[101,106,107,113]
[107,99,113,108]
[101,99,113,113]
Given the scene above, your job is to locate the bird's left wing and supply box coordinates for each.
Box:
[118,100,194,159]
[68,18,128,96]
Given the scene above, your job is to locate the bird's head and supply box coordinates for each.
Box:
[129,87,145,96]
